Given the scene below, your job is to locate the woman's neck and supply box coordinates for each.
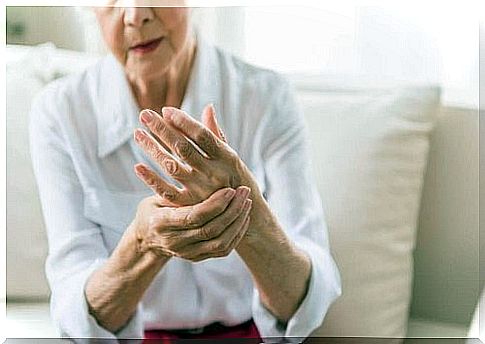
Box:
[130,36,196,112]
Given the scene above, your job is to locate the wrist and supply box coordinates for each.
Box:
[132,219,173,261]
[106,221,170,281]
[85,223,169,333]
[237,192,282,250]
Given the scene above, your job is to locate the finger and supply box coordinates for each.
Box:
[156,187,237,230]
[170,185,251,245]
[134,163,190,206]
[202,104,227,143]
[201,105,218,137]
[162,107,224,158]
[191,186,250,241]
[178,199,252,261]
[226,212,251,250]
[149,109,174,154]
[139,109,206,169]
[134,128,190,181]
[152,135,173,155]
[189,215,251,263]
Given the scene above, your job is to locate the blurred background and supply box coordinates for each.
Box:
[5,2,482,340]
[6,4,478,107]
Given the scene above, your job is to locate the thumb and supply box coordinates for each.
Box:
[201,104,227,143]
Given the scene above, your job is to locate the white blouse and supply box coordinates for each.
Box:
[29,36,341,342]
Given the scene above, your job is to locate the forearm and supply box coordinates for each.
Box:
[85,222,170,333]
[236,194,312,323]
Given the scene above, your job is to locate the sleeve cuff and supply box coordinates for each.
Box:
[50,258,145,341]
[251,239,342,343]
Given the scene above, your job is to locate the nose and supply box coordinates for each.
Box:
[124,7,155,27]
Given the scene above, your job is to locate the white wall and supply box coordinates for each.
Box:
[7,7,86,51]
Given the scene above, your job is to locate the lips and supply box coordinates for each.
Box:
[130,37,164,54]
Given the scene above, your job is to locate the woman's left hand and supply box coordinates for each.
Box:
[133,105,261,209]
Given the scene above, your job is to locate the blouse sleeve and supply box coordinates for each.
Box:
[251,76,342,343]
[28,85,144,340]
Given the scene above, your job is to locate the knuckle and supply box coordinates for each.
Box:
[163,159,179,175]
[153,149,165,163]
[214,245,231,258]
[213,241,227,254]
[182,213,191,227]
[198,226,213,240]
[185,207,209,228]
[160,189,176,202]
[193,128,206,142]
[204,241,217,253]
[152,121,165,135]
[196,131,213,148]
[183,210,199,228]
[220,242,233,256]
[145,175,158,189]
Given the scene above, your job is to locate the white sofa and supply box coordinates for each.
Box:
[6,44,479,339]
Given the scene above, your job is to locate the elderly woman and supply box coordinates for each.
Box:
[29,5,341,342]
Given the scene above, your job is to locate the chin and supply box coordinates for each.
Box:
[129,55,172,78]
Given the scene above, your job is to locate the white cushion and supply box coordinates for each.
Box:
[291,77,440,337]
[6,44,99,299]
[7,51,50,298]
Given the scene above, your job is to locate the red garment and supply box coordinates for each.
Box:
[143,319,262,343]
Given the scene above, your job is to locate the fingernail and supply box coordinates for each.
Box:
[134,164,147,175]
[140,110,153,124]
[225,188,236,199]
[245,199,253,210]
[162,107,175,120]
[134,128,146,141]
[238,186,251,198]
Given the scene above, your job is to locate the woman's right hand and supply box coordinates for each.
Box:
[133,186,252,262]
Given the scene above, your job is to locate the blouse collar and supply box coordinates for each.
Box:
[95,34,220,158]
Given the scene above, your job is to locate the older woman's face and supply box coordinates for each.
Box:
[95,6,191,79]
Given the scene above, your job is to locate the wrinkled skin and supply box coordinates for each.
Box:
[133,105,263,260]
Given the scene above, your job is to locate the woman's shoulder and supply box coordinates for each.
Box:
[30,57,106,126]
